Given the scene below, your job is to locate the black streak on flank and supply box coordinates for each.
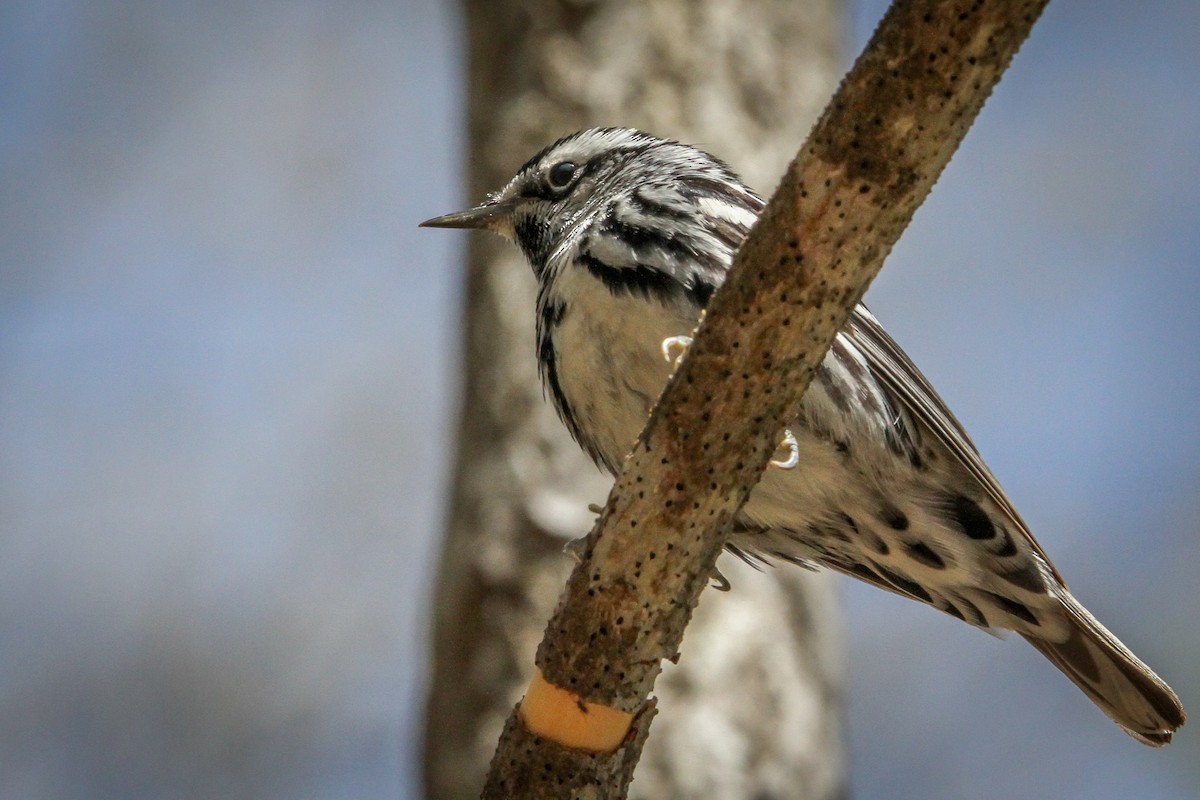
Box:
[539,295,566,334]
[999,561,1046,593]
[942,603,966,622]
[816,363,851,412]
[579,252,680,304]
[705,215,752,253]
[946,494,996,540]
[845,562,883,585]
[537,299,568,413]
[954,595,990,628]
[994,527,1018,558]
[830,337,866,382]
[830,337,888,423]
[841,512,890,555]
[876,564,933,604]
[881,503,909,531]
[537,299,604,469]
[985,592,1039,626]
[904,541,946,570]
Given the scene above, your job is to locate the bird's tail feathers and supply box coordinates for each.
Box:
[1024,593,1184,746]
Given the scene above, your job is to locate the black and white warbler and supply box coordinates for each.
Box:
[423,127,1184,744]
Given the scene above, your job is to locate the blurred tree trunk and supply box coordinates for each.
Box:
[424,2,846,797]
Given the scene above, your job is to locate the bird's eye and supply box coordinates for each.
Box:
[546,161,579,191]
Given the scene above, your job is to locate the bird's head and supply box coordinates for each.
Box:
[421,128,760,282]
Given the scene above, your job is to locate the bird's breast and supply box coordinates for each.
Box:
[544,266,701,473]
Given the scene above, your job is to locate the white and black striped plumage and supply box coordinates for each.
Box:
[423,128,1184,744]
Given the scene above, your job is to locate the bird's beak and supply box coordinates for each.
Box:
[419,198,516,231]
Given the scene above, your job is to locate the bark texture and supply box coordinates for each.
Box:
[480,0,1050,796]
[424,1,846,799]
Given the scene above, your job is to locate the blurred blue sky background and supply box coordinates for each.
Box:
[1,1,1196,798]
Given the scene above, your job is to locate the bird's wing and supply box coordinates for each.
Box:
[845,305,1065,585]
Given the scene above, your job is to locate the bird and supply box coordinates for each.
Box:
[422,127,1184,745]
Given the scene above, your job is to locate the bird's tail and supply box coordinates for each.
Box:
[1024,592,1185,745]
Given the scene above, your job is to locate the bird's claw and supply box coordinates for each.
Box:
[562,504,607,563]
[770,429,800,469]
[709,566,732,592]
[563,536,587,563]
[661,335,693,369]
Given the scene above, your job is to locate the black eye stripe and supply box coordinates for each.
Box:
[525,146,642,201]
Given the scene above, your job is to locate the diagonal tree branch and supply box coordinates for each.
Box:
[482,0,1050,795]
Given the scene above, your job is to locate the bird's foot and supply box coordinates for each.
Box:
[770,428,799,469]
[563,535,587,563]
[660,334,693,369]
[709,566,732,592]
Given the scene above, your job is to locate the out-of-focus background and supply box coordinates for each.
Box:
[1,1,1196,798]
